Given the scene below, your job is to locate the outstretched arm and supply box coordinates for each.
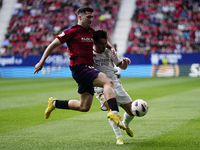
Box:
[34,38,62,74]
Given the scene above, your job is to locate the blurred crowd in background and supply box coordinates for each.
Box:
[127,0,200,54]
[0,0,200,57]
[0,0,120,56]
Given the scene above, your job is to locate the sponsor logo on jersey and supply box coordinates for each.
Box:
[94,58,109,66]
[81,37,93,42]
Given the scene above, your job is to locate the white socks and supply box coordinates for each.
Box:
[112,110,118,114]
[123,112,134,127]
[52,100,56,107]
[108,112,134,139]
[108,118,122,139]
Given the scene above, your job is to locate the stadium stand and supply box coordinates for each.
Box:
[0,0,17,55]
[126,0,200,55]
[2,0,199,57]
[111,0,136,56]
[0,0,121,56]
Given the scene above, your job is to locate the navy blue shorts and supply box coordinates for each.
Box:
[71,64,100,95]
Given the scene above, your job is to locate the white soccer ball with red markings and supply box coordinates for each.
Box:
[131,99,148,117]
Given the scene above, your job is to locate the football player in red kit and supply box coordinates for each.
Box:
[34,7,126,130]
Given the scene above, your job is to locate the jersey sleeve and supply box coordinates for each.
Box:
[109,49,122,66]
[56,28,72,44]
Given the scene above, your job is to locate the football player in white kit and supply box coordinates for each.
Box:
[93,29,135,145]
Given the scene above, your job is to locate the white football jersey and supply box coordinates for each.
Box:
[93,49,122,79]
[93,49,132,107]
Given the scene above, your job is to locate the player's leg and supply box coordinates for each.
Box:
[45,64,97,119]
[53,92,93,111]
[52,63,96,112]
[120,102,134,137]
[93,72,126,130]
[68,92,93,112]
[96,94,134,138]
[93,72,115,100]
[108,118,124,145]
[120,102,134,117]
[45,93,93,119]
[113,83,135,137]
[95,88,124,144]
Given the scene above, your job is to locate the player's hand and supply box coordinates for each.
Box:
[34,62,43,74]
[123,58,131,65]
[111,47,118,59]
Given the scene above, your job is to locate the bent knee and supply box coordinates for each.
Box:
[107,79,114,87]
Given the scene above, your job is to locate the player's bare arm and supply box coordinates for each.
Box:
[34,38,62,74]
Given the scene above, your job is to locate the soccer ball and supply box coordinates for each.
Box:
[131,99,148,117]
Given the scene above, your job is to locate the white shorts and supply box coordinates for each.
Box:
[94,77,132,106]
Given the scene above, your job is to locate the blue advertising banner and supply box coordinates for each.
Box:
[0,54,200,78]
[0,53,200,67]
[124,53,200,65]
[0,55,70,67]
[0,66,72,78]
[0,55,70,78]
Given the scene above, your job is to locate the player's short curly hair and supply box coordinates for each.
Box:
[77,6,93,15]
[93,29,108,42]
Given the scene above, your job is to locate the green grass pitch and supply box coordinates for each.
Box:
[0,77,200,150]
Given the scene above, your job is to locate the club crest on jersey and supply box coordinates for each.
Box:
[81,37,93,42]
[106,53,109,58]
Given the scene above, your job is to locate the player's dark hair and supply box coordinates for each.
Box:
[93,29,108,42]
[77,6,93,15]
